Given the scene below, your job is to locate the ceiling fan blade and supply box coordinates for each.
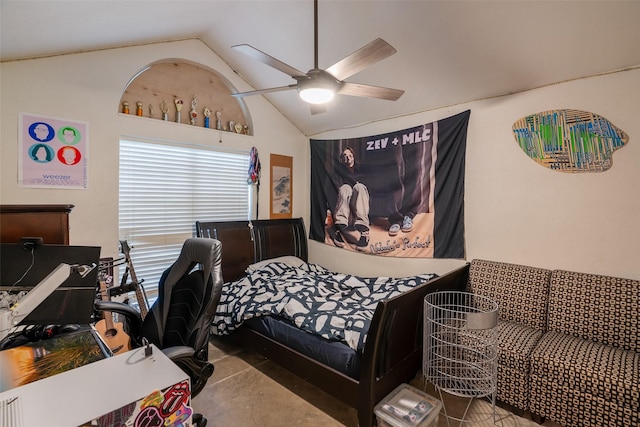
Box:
[310,103,327,115]
[231,85,297,98]
[325,38,397,81]
[232,44,307,78]
[338,82,405,101]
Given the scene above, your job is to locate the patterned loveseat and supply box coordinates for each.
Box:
[466,260,552,412]
[529,270,639,427]
[460,259,639,427]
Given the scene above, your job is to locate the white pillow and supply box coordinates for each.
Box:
[246,255,306,273]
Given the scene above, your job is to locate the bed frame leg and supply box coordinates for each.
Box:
[359,409,374,427]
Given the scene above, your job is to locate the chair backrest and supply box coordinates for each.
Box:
[467,259,551,331]
[141,238,223,359]
[548,269,639,351]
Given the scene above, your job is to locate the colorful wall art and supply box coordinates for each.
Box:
[270,153,292,219]
[512,109,628,173]
[19,112,89,188]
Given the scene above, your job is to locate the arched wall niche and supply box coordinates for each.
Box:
[119,59,253,135]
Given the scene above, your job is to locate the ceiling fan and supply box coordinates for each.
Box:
[230,0,404,114]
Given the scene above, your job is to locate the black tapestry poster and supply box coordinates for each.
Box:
[309,110,470,258]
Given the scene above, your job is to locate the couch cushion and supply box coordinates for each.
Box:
[531,376,639,427]
[530,331,640,420]
[498,321,543,370]
[468,259,551,330]
[496,320,544,411]
[548,270,639,352]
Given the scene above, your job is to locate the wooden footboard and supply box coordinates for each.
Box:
[358,262,469,426]
[196,218,469,426]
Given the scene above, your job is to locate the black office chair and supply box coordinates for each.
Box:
[95,237,223,426]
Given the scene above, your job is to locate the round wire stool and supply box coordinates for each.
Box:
[423,291,499,426]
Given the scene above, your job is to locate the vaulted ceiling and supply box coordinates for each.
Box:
[2,1,639,136]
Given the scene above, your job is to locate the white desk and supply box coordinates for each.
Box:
[0,344,190,427]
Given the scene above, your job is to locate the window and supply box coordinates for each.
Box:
[119,138,250,301]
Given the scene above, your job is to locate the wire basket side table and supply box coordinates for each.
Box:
[423,291,499,426]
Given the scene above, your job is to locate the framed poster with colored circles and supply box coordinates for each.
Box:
[19,112,89,189]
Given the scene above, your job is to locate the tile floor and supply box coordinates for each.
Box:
[192,337,561,427]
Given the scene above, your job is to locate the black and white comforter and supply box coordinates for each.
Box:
[212,261,436,352]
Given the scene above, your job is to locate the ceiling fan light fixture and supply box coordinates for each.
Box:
[299,86,335,104]
[231,0,403,111]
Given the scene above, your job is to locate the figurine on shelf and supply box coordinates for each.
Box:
[190,96,198,125]
[215,111,222,130]
[148,104,155,118]
[160,100,169,121]
[243,125,249,135]
[174,98,184,123]
[203,107,211,128]
[122,101,130,114]
[136,101,143,117]
[229,121,234,132]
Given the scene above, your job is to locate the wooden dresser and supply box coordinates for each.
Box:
[0,204,74,244]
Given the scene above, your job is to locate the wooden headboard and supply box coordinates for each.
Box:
[195,218,308,283]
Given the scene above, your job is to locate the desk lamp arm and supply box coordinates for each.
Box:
[0,263,95,341]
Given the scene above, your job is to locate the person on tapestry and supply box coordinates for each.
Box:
[386,137,431,236]
[327,146,371,251]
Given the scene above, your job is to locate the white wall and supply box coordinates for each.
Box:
[311,68,640,279]
[2,40,638,280]
[1,40,309,261]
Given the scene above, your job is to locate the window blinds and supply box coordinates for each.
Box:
[119,138,250,299]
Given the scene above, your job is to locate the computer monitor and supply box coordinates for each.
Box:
[0,243,101,325]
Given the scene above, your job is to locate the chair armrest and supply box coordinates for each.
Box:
[161,345,195,360]
[94,300,143,342]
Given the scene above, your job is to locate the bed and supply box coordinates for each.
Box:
[196,218,467,426]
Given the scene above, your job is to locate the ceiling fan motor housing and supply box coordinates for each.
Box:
[297,69,343,104]
[230,0,403,109]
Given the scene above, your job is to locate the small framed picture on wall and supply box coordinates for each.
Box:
[270,154,292,219]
